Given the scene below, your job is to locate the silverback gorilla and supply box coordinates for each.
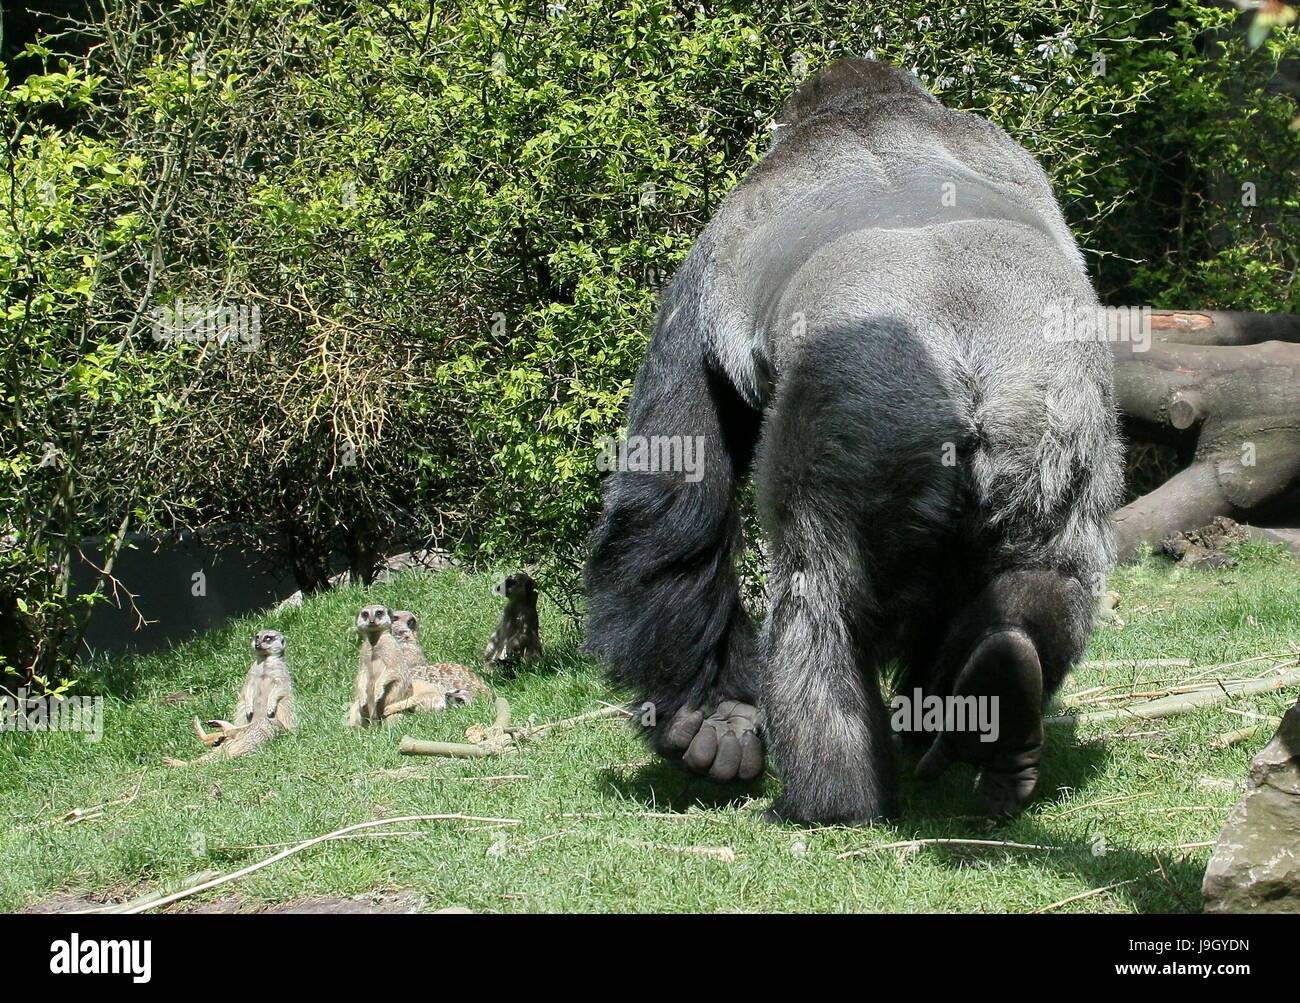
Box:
[585,59,1122,824]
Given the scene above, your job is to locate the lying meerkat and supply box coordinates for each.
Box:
[346,606,474,725]
[391,609,489,705]
[166,629,296,766]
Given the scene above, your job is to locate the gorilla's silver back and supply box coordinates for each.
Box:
[692,65,1100,402]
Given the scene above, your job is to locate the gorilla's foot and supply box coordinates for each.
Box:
[916,628,1044,818]
[662,699,764,782]
[975,758,1041,819]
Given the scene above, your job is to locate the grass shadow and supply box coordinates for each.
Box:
[484,642,585,683]
[599,759,767,813]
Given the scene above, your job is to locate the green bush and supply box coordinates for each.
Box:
[0,58,183,687]
[127,0,1166,568]
[1092,2,1300,308]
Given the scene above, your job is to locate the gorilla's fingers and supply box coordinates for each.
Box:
[683,724,719,772]
[664,707,704,750]
[670,700,764,780]
[709,729,742,781]
[916,735,954,781]
[715,700,761,730]
[738,730,764,780]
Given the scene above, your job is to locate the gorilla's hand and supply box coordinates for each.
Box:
[662,700,764,781]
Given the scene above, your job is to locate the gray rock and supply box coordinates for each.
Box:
[1203,697,1300,913]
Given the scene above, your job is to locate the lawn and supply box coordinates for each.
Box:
[3,548,1298,914]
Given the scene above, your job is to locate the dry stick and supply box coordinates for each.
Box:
[562,811,719,822]
[1168,654,1297,690]
[398,739,495,757]
[1063,685,1107,703]
[509,703,631,738]
[455,775,531,782]
[400,696,514,758]
[215,831,426,851]
[1221,707,1277,720]
[1081,659,1192,670]
[1049,667,1300,728]
[1075,688,1180,705]
[604,837,735,862]
[1211,717,1281,750]
[1072,676,1263,707]
[561,830,736,862]
[400,701,630,758]
[1136,807,1223,815]
[1033,872,1152,914]
[1063,655,1298,706]
[837,838,1063,860]
[1064,677,1192,707]
[1042,792,1152,821]
[1033,845,1209,914]
[1208,651,1300,674]
[76,814,523,915]
[1250,659,1298,679]
[34,785,141,829]
[101,870,221,914]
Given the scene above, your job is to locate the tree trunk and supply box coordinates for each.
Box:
[1111,326,1300,560]
[1146,309,1300,347]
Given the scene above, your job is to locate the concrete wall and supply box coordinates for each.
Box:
[72,529,303,658]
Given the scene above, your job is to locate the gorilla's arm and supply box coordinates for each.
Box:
[584,254,765,779]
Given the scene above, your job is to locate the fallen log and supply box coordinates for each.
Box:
[1111,331,1300,560]
[1146,310,1300,346]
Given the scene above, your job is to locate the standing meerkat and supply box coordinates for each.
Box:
[391,609,490,705]
[483,572,542,670]
[346,605,465,725]
[346,605,408,725]
[166,629,296,765]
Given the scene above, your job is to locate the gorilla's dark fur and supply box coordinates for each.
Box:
[585,59,1122,824]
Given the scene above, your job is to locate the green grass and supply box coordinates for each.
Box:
[3,552,1298,914]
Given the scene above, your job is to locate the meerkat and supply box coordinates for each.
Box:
[166,629,296,766]
[483,572,542,670]
[390,610,429,670]
[346,605,407,726]
[345,605,463,725]
[390,609,489,706]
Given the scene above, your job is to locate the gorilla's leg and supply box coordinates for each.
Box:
[915,569,1092,816]
[760,517,897,825]
[893,563,974,753]
[584,282,765,782]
